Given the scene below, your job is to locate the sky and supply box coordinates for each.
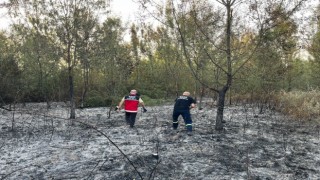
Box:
[0,0,318,46]
[0,0,140,30]
[0,0,10,30]
[1,0,318,30]
[110,0,139,21]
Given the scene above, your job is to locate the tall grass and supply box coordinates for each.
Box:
[140,95,172,106]
[275,90,320,122]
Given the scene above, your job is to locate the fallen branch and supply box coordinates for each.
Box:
[85,160,102,180]
[72,118,144,180]
[148,160,161,180]
[0,106,12,111]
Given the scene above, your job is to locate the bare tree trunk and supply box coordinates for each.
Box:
[11,103,15,131]
[198,86,205,110]
[215,1,233,131]
[81,58,89,108]
[68,42,76,119]
[215,86,228,130]
[69,68,76,119]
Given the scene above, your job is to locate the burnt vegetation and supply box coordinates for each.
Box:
[0,101,319,179]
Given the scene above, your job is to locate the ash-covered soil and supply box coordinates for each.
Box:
[0,102,319,180]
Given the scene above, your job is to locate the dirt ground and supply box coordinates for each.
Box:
[0,102,319,180]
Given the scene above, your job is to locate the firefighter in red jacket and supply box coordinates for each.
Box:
[117,90,146,128]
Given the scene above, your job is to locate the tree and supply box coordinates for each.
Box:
[170,0,251,130]
[72,7,100,108]
[50,0,99,118]
[139,0,308,130]
[15,27,61,104]
[137,23,194,98]
[0,32,21,106]
[90,17,131,104]
[8,0,109,118]
[239,5,299,110]
[308,3,320,88]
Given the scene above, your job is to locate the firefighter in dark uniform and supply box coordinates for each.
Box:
[172,91,196,135]
[117,90,146,128]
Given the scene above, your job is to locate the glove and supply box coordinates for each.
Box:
[115,106,119,111]
[143,107,147,113]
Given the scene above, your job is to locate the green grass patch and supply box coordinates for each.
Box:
[141,95,172,106]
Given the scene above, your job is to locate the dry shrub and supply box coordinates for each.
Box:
[230,93,252,105]
[274,90,320,122]
[231,91,277,106]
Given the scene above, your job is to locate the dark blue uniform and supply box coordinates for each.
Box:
[172,95,196,132]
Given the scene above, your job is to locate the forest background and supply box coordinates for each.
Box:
[0,0,320,128]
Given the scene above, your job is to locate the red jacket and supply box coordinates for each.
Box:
[124,95,140,113]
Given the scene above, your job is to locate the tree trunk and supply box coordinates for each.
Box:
[214,1,233,131]
[80,58,89,108]
[215,86,228,130]
[67,42,76,119]
[69,68,76,119]
[11,103,15,131]
[198,86,205,110]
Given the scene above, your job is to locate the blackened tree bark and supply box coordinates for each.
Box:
[213,0,233,130]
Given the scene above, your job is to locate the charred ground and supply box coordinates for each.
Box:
[0,102,319,179]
